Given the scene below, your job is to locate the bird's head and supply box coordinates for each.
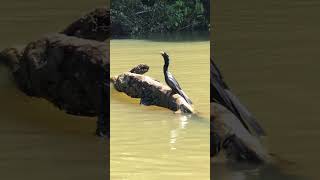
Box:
[160,51,170,64]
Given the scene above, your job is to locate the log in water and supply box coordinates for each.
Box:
[0,8,110,136]
[111,64,195,114]
[0,33,109,116]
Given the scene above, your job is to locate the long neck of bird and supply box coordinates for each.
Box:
[163,59,169,74]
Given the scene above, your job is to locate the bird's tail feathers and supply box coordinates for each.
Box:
[179,89,193,105]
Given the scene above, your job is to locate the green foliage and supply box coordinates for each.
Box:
[111,0,209,36]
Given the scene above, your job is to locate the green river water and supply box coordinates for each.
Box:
[110,39,210,180]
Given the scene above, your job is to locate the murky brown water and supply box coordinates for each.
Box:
[0,1,107,179]
[212,1,320,180]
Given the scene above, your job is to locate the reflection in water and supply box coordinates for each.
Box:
[179,114,190,129]
[169,115,191,150]
[169,129,177,150]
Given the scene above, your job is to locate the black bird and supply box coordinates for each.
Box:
[160,51,193,105]
[211,58,265,137]
[211,58,270,162]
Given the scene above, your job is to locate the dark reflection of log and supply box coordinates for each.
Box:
[111,64,195,114]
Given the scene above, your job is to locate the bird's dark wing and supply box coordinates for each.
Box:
[167,72,182,90]
[167,72,193,104]
[211,58,266,137]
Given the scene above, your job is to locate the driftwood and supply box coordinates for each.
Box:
[111,64,195,114]
[0,8,110,136]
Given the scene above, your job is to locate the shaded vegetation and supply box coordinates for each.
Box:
[111,0,210,36]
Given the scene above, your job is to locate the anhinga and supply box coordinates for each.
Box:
[211,58,266,137]
[160,51,193,105]
[211,58,267,160]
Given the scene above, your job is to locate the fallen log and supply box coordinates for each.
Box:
[1,33,109,115]
[111,64,195,114]
[0,8,111,136]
